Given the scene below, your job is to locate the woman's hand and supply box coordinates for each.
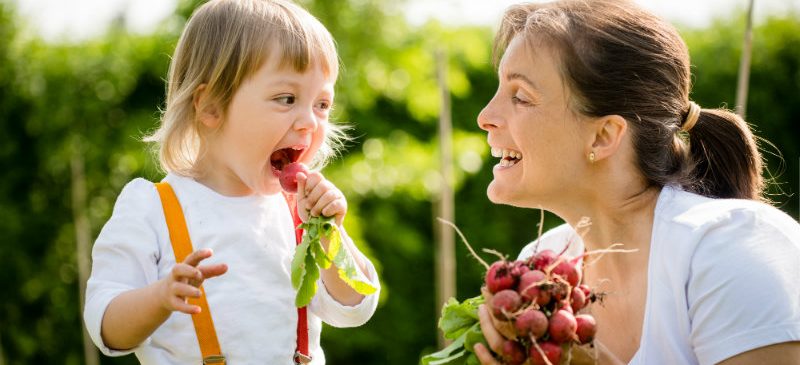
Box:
[157,248,228,314]
[474,304,506,364]
[296,171,347,226]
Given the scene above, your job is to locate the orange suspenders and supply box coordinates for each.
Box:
[154,182,311,364]
[155,182,226,364]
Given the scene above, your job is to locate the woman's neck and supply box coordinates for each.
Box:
[560,183,661,254]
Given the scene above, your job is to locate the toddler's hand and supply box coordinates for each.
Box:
[158,248,228,315]
[296,171,347,226]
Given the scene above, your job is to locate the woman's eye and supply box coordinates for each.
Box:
[276,95,296,105]
[512,93,531,106]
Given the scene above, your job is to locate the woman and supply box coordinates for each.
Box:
[473,1,800,364]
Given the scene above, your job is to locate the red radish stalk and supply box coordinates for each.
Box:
[436,218,490,270]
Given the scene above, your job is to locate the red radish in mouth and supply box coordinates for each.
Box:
[279,162,308,193]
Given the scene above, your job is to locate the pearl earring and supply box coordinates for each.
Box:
[589,152,596,163]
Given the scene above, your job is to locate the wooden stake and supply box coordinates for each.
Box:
[71,137,100,365]
[434,47,456,348]
[735,0,755,118]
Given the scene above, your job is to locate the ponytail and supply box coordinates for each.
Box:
[683,108,764,200]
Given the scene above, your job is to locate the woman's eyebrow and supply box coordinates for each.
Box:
[506,72,539,90]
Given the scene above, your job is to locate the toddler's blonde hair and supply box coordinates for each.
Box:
[145,0,345,177]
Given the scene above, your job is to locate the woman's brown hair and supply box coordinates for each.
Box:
[495,0,765,200]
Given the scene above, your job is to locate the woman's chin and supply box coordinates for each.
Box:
[487,181,514,205]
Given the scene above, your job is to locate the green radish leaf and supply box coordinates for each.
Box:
[311,236,331,269]
[295,249,319,307]
[291,239,310,289]
[463,324,486,353]
[439,296,483,339]
[333,245,377,295]
[420,330,469,365]
[324,221,342,263]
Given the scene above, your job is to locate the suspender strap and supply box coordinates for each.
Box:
[155,182,226,365]
[283,193,311,364]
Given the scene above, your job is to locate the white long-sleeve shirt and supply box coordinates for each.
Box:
[518,185,800,365]
[84,173,380,364]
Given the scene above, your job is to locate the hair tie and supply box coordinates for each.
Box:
[682,101,701,132]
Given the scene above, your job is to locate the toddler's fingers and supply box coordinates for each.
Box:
[170,263,202,284]
[301,172,322,194]
[311,190,341,217]
[170,295,201,315]
[478,304,505,354]
[183,248,214,267]
[170,282,202,299]
[474,343,501,365]
[296,172,308,200]
[199,263,228,280]
[320,200,346,220]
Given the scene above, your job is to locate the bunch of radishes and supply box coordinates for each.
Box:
[482,249,597,365]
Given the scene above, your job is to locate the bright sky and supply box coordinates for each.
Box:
[11,0,800,42]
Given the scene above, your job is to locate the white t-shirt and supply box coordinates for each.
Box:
[518,186,800,365]
[84,174,380,364]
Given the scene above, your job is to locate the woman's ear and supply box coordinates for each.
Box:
[588,115,627,162]
[193,84,221,128]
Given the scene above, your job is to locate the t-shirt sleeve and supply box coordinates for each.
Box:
[687,207,800,365]
[309,230,380,328]
[83,178,163,356]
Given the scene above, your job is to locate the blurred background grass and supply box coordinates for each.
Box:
[0,0,798,364]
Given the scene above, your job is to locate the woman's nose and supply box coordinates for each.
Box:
[477,97,500,131]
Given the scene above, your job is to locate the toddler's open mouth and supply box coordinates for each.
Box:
[270,146,305,176]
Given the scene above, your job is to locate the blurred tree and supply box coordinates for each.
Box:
[0,1,797,364]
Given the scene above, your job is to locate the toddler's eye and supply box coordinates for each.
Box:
[316,100,332,111]
[275,95,296,105]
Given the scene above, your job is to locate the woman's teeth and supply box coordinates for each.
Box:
[491,147,522,167]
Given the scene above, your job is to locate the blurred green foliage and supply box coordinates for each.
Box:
[0,0,797,364]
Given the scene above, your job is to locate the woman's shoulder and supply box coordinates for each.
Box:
[659,186,799,239]
[517,223,584,261]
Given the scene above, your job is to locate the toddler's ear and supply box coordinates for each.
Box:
[193,84,222,128]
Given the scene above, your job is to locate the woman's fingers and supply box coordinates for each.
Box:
[474,343,502,365]
[478,304,505,353]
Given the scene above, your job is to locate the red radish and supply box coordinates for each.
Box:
[578,284,591,298]
[500,340,527,365]
[491,290,522,320]
[486,261,516,294]
[530,341,562,365]
[511,260,531,279]
[279,162,308,193]
[548,309,577,343]
[518,270,547,303]
[570,286,587,312]
[552,259,582,287]
[530,249,558,271]
[514,308,548,339]
[557,299,573,314]
[575,314,597,344]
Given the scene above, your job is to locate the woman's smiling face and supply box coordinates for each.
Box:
[477,35,589,208]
